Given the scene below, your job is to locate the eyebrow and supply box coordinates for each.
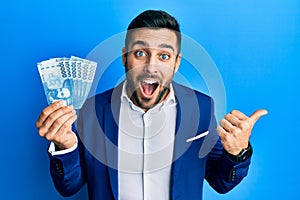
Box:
[131,40,176,52]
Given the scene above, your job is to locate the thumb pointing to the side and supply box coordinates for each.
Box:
[250,109,268,124]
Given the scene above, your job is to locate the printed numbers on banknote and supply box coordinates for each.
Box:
[37,56,97,109]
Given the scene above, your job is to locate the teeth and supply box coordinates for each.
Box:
[143,79,158,84]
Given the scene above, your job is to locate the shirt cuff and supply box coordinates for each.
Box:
[48,135,78,156]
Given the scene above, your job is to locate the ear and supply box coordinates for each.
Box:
[174,53,181,73]
[122,47,127,67]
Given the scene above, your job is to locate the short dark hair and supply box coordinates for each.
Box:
[125,10,181,53]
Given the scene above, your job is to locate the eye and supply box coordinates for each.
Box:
[135,50,146,57]
[160,53,170,60]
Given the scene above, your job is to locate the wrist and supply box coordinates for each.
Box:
[225,142,253,162]
[54,132,77,151]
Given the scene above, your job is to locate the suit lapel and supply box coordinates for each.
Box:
[171,82,201,198]
[103,84,123,199]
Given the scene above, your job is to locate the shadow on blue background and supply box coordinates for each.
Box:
[0,0,299,199]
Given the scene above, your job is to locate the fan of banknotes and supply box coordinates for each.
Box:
[37,56,97,109]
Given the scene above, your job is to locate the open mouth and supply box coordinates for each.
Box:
[140,79,159,98]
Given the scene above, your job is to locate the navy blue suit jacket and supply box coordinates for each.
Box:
[49,82,251,200]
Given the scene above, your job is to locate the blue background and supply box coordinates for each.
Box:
[1,0,299,199]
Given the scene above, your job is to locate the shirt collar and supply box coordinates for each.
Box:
[121,81,177,113]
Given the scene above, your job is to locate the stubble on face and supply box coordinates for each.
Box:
[125,68,172,110]
[123,28,181,111]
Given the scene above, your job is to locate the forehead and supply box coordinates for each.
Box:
[128,28,178,51]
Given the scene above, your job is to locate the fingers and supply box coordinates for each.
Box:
[36,101,66,128]
[250,109,268,124]
[220,118,235,133]
[51,115,78,149]
[220,113,247,132]
[37,105,75,136]
[36,102,78,150]
[224,114,240,127]
[217,120,249,155]
[217,125,228,137]
[218,116,245,138]
[42,108,76,140]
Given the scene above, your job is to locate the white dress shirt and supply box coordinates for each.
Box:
[49,81,177,200]
[118,82,177,200]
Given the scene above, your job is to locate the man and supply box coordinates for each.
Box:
[36,10,267,199]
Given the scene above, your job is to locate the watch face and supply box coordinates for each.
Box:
[238,144,253,162]
[225,143,253,162]
[227,143,253,162]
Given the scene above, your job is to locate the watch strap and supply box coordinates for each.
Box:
[225,142,253,162]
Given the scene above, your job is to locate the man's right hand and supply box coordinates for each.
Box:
[36,101,77,151]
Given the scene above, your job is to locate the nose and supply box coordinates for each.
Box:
[144,55,158,74]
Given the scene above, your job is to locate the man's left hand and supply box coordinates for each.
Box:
[217,109,268,155]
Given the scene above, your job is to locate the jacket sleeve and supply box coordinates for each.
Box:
[204,121,252,194]
[48,138,86,197]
